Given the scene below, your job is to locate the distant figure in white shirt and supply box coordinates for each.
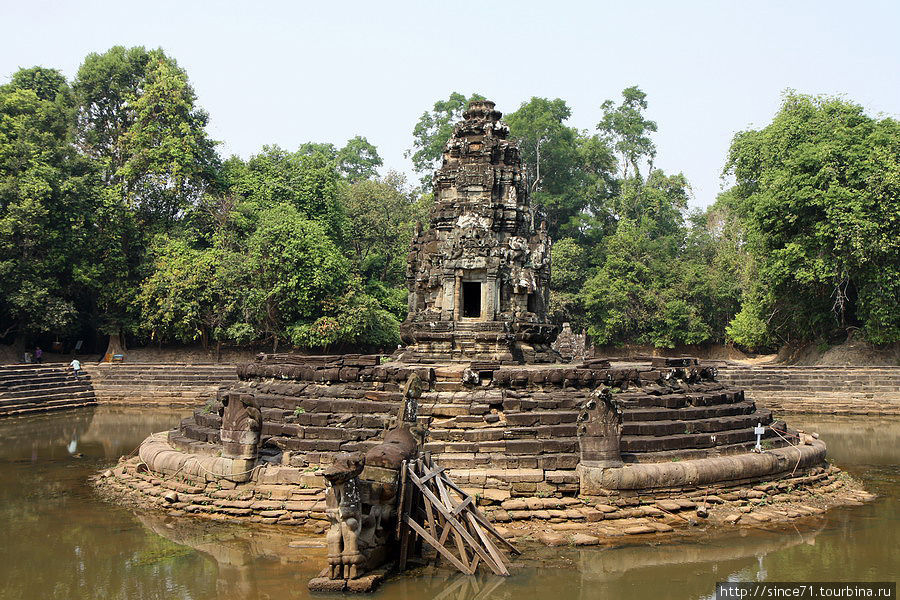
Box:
[69,358,83,380]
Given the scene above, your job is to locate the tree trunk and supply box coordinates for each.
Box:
[103,333,125,361]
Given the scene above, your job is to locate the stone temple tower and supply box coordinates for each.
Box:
[396,100,559,363]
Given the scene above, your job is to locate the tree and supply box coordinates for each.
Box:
[549,237,589,328]
[341,171,425,285]
[226,146,346,241]
[0,68,102,340]
[408,92,484,188]
[298,136,383,182]
[242,204,351,350]
[597,86,658,182]
[723,92,900,347]
[503,97,618,239]
[137,238,220,346]
[337,136,382,182]
[117,51,220,226]
[73,46,151,184]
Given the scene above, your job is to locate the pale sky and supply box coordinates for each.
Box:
[2,0,898,208]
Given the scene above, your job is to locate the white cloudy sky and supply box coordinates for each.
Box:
[3,0,898,208]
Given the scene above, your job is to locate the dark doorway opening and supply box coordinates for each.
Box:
[527,293,537,313]
[462,282,482,318]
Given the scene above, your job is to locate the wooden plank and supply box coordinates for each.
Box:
[465,511,509,576]
[396,459,409,540]
[419,464,446,484]
[417,480,503,575]
[404,515,473,575]
[397,460,413,570]
[452,495,474,516]
[430,472,480,572]
[440,476,520,555]
[400,453,517,577]
[422,481,439,539]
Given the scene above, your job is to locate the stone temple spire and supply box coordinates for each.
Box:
[396,99,559,363]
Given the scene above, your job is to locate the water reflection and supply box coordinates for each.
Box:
[0,408,896,600]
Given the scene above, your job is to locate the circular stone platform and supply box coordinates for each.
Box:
[96,354,871,544]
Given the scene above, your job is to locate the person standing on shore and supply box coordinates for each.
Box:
[34,347,43,364]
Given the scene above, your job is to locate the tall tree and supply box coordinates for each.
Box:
[0,68,102,339]
[506,97,616,238]
[337,136,382,182]
[73,46,151,184]
[723,92,900,347]
[597,85,658,182]
[117,51,219,225]
[341,171,427,287]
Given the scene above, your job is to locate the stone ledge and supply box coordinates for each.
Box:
[579,440,827,492]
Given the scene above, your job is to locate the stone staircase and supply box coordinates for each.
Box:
[0,364,96,417]
[717,365,900,415]
[86,363,238,407]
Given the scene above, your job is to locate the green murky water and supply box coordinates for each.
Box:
[0,408,896,600]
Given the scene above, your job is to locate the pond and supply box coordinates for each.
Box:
[0,408,896,599]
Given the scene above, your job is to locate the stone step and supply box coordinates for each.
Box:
[93,389,212,398]
[91,367,237,374]
[1,377,92,392]
[621,437,792,463]
[723,378,900,388]
[0,400,97,417]
[622,410,772,437]
[1,384,93,400]
[616,391,742,410]
[0,373,86,386]
[620,427,766,452]
[0,393,95,410]
[0,390,96,407]
[623,400,757,422]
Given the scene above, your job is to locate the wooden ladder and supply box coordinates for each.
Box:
[396,453,520,576]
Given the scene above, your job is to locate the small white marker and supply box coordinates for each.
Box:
[754,422,766,451]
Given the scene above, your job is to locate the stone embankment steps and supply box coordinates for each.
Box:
[0,365,96,417]
[717,365,900,415]
[86,364,238,407]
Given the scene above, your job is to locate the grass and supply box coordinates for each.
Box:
[134,537,194,567]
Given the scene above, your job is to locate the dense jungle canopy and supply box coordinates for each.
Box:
[1,46,898,354]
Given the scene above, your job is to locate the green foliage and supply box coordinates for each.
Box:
[506,97,616,238]
[226,146,346,241]
[724,92,900,346]
[337,136,382,182]
[137,238,232,346]
[73,45,151,182]
[581,218,711,348]
[549,237,589,328]
[0,68,101,337]
[241,204,350,347]
[117,51,219,225]
[598,85,658,180]
[340,171,427,287]
[298,135,383,183]
[2,51,896,358]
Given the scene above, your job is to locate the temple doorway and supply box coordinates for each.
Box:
[462,282,482,318]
